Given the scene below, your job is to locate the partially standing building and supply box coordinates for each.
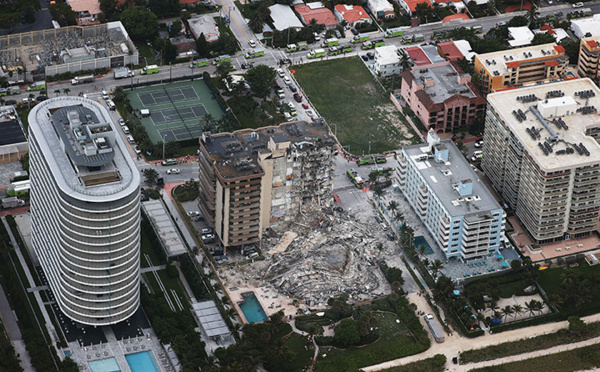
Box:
[397,130,505,261]
[578,36,600,84]
[29,97,141,326]
[197,121,336,249]
[482,78,600,244]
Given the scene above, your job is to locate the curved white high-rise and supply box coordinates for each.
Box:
[29,97,141,326]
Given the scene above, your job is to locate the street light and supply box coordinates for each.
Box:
[162,134,167,160]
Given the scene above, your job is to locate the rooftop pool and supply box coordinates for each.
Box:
[239,292,268,323]
[125,351,160,372]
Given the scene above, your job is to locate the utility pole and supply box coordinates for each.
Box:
[163,133,167,160]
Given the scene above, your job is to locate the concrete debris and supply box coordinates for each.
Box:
[236,202,390,308]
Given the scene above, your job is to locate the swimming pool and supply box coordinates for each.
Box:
[125,351,160,372]
[239,292,268,323]
[89,357,121,372]
[414,236,434,255]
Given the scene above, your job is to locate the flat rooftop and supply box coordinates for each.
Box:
[201,121,335,180]
[0,107,26,146]
[404,140,501,217]
[411,63,476,104]
[476,43,562,76]
[28,97,139,202]
[141,199,187,258]
[487,78,600,172]
[421,44,445,64]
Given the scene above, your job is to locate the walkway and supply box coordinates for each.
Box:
[363,312,600,371]
[161,184,197,250]
[140,265,167,273]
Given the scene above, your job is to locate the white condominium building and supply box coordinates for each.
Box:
[29,97,141,326]
[483,78,600,244]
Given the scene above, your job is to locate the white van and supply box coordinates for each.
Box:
[106,100,116,110]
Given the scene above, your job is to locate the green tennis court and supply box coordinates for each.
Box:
[127,80,224,143]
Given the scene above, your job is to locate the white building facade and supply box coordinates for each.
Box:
[373,45,402,76]
[29,97,141,326]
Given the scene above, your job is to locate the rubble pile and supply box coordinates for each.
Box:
[240,204,390,308]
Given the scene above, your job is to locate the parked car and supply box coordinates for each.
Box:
[302,103,309,109]
[187,211,200,217]
[101,90,109,100]
[293,93,303,102]
[496,21,506,26]
[361,54,369,61]
[194,215,204,222]
[166,168,180,174]
[276,68,285,78]
[133,145,141,155]
[118,118,125,126]
[289,85,298,93]
[351,28,359,36]
[471,150,483,162]
[305,110,315,118]
[4,99,16,105]
[367,52,375,60]
[36,95,48,101]
[283,76,291,85]
[126,135,135,144]
[474,139,483,148]
[248,39,256,47]
[122,125,130,134]
[277,89,285,99]
[573,2,583,7]
[201,228,213,234]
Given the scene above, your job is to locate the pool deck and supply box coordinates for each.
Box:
[64,326,172,372]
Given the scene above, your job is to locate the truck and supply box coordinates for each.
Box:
[1,196,25,209]
[328,46,340,56]
[373,39,385,48]
[26,81,46,91]
[432,31,447,40]
[286,44,298,52]
[321,38,339,47]
[370,166,393,176]
[140,65,159,75]
[402,34,424,44]
[297,41,308,51]
[245,48,265,58]
[189,58,210,68]
[346,169,364,188]
[424,314,445,343]
[8,86,20,95]
[341,45,353,53]
[358,155,386,166]
[113,67,134,79]
[71,74,95,85]
[212,55,232,65]
[384,27,404,38]
[307,48,326,59]
[351,33,370,43]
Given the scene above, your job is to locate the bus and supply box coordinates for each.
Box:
[321,38,339,47]
[384,27,404,38]
[245,48,265,58]
[140,65,159,75]
[346,169,364,188]
[351,34,370,43]
[26,81,46,91]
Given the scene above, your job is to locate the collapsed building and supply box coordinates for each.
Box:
[197,121,336,249]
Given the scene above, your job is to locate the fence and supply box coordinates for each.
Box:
[45,53,139,77]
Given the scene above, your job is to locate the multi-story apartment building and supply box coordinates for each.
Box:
[400,60,487,133]
[372,45,402,77]
[29,97,141,326]
[397,130,506,261]
[474,43,568,93]
[197,121,335,248]
[578,36,600,83]
[482,78,600,244]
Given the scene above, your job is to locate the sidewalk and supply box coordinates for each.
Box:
[160,184,197,251]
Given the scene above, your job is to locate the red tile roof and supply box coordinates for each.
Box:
[295,5,338,27]
[506,61,521,68]
[437,41,463,61]
[404,0,432,12]
[586,39,598,48]
[334,4,370,24]
[405,46,431,65]
[554,45,565,53]
[443,13,469,22]
[545,60,559,67]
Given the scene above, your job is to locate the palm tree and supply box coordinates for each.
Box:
[388,200,398,214]
[54,89,60,96]
[526,4,540,26]
[501,306,513,322]
[560,270,576,286]
[27,93,34,109]
[512,304,523,318]
[525,300,536,316]
[63,88,71,95]
[398,48,411,71]
[430,259,444,278]
[489,299,500,314]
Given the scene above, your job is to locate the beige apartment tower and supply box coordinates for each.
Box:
[482,78,600,244]
[197,121,335,248]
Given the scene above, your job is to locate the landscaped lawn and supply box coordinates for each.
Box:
[377,355,446,372]
[314,311,429,372]
[281,332,315,372]
[294,57,418,155]
[470,343,600,372]
[537,264,600,315]
[135,43,156,65]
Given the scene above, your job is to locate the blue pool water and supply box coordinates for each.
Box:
[414,236,434,255]
[89,357,121,372]
[125,351,160,372]
[239,292,268,323]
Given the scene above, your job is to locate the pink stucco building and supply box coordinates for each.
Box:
[399,61,486,133]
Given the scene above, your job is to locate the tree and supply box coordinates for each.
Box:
[100,0,119,21]
[143,168,159,185]
[386,267,405,286]
[50,3,77,26]
[531,33,555,45]
[0,13,20,33]
[510,259,522,271]
[526,3,540,27]
[120,6,158,42]
[398,48,411,71]
[525,300,537,316]
[560,270,576,286]
[112,86,127,103]
[507,15,528,27]
[195,33,211,58]
[53,89,61,96]
[500,305,513,321]
[63,88,71,95]
[436,275,455,297]
[568,316,587,335]
[169,21,182,37]
[414,2,434,22]
[245,65,277,100]
[512,304,523,318]
[430,259,444,278]
[334,318,360,347]
[216,61,234,84]
[387,200,398,214]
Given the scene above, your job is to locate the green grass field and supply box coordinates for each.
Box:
[314,312,428,372]
[294,57,418,155]
[281,332,315,372]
